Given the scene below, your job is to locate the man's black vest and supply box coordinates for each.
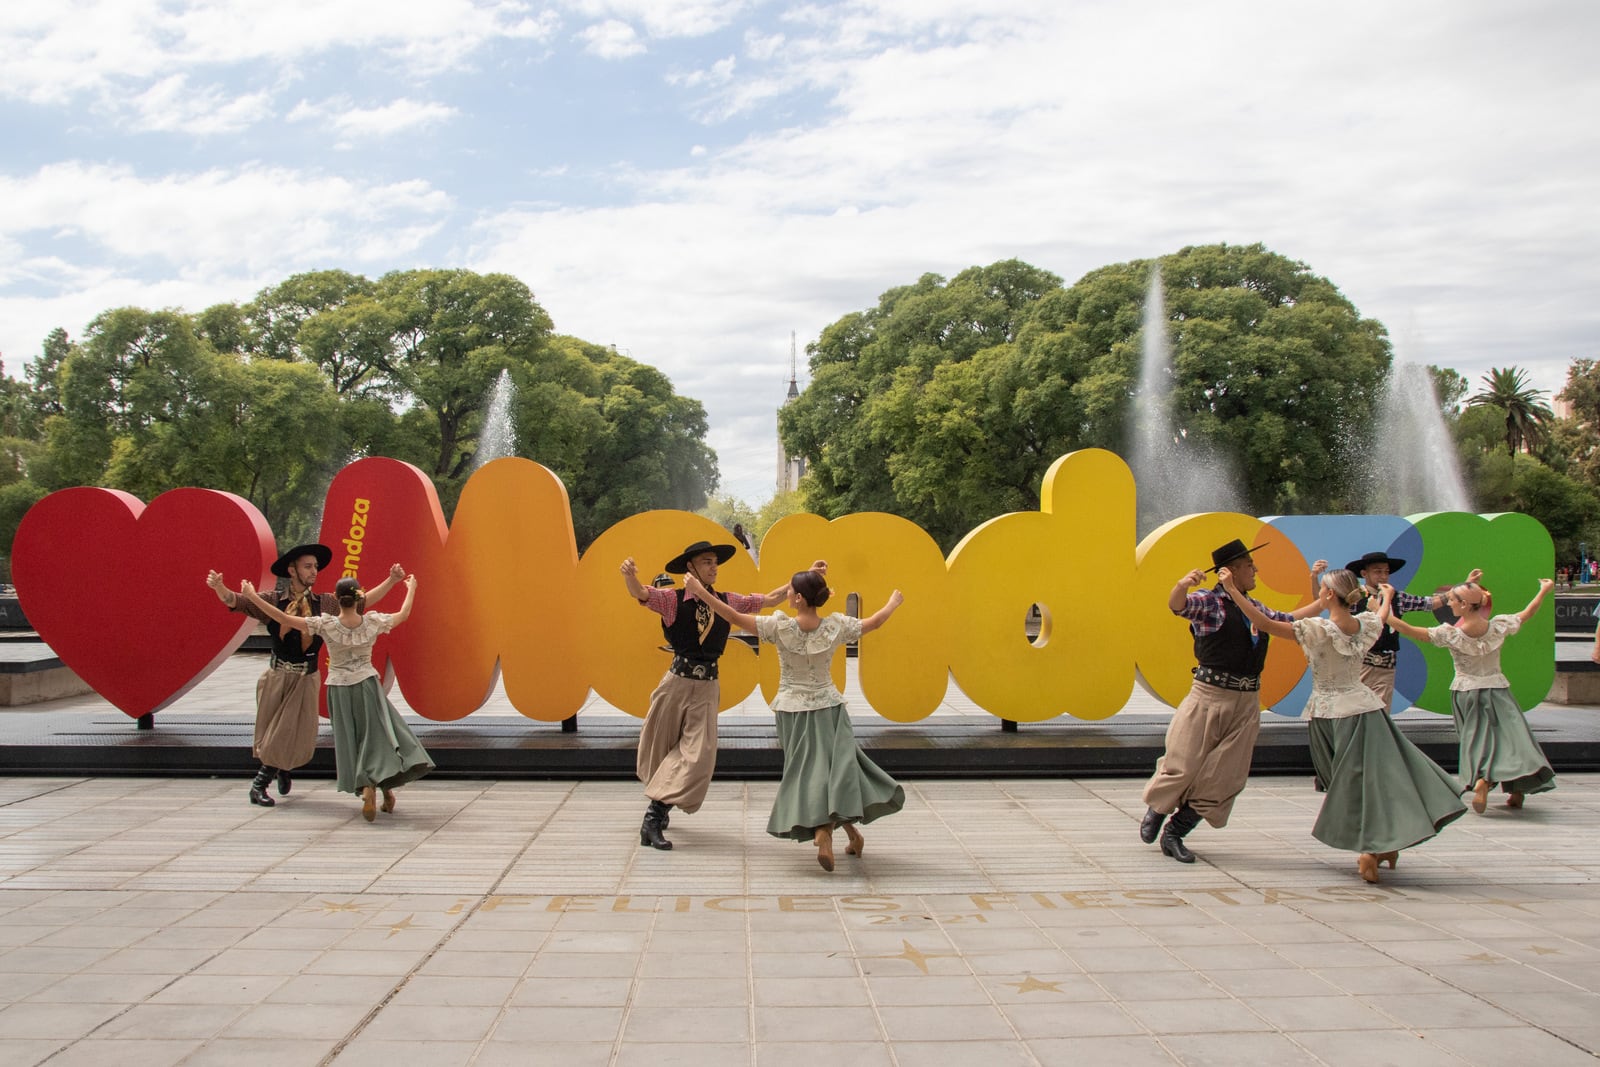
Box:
[661,588,733,662]
[266,592,326,665]
[1353,593,1400,655]
[1193,594,1271,676]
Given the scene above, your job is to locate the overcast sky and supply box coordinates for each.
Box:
[3,0,1596,504]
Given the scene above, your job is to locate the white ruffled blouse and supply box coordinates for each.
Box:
[304,612,398,687]
[1428,615,1521,691]
[1292,613,1386,719]
[754,611,864,713]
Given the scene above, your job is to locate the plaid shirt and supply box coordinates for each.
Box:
[1360,589,1434,616]
[1177,585,1294,636]
[641,585,764,625]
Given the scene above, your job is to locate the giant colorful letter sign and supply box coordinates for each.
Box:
[11,449,1557,723]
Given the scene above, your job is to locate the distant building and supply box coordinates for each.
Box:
[777,331,806,494]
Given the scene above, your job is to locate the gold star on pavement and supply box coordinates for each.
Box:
[1464,952,1501,963]
[1482,898,1537,913]
[863,940,960,974]
[1528,945,1561,956]
[1005,975,1065,994]
[386,914,415,939]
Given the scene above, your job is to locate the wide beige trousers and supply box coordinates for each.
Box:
[1141,683,1262,828]
[252,668,320,771]
[637,673,719,814]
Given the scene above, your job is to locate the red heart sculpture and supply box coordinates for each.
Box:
[13,487,277,718]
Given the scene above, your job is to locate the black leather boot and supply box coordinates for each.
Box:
[1139,807,1166,844]
[276,769,293,796]
[640,801,672,850]
[249,767,275,807]
[1160,804,1201,863]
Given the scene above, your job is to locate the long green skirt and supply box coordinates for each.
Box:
[768,705,905,842]
[327,678,435,794]
[1309,710,1467,853]
[1452,688,1557,797]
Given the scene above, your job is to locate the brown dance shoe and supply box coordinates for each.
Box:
[814,826,835,872]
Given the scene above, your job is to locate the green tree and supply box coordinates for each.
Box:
[23,327,72,420]
[1505,456,1600,562]
[1467,366,1554,457]
[1428,365,1469,415]
[755,489,807,542]
[246,270,376,363]
[379,269,554,485]
[1554,358,1600,488]
[781,245,1392,546]
[10,268,726,551]
[698,493,759,541]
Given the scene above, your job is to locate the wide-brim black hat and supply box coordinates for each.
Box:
[1207,538,1270,573]
[1345,550,1406,575]
[271,543,333,578]
[664,540,737,574]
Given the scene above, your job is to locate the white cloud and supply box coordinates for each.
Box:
[123,75,276,135]
[667,54,736,89]
[579,19,646,59]
[287,96,459,140]
[567,0,749,39]
[0,0,563,104]
[0,162,451,276]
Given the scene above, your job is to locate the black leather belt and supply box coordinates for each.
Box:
[1192,666,1261,692]
[669,656,718,681]
[269,657,314,675]
[1362,651,1398,669]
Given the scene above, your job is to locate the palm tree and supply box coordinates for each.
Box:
[1467,366,1555,457]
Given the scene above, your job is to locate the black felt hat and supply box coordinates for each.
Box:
[1345,550,1406,576]
[664,540,736,574]
[270,543,333,578]
[1207,538,1270,573]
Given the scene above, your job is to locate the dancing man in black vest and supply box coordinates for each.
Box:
[621,541,791,849]
[1345,551,1471,711]
[1140,538,1320,862]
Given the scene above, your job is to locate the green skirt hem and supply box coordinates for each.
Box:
[1309,710,1467,854]
[1452,688,1557,797]
[327,678,435,794]
[766,705,905,842]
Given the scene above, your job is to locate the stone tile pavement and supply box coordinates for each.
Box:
[1,770,1599,1066]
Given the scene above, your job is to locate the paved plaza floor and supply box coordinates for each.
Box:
[1,768,1599,1066]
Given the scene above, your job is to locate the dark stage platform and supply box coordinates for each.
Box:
[1,641,1597,781]
[3,699,1597,783]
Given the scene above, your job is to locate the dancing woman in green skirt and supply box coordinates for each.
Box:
[238,573,434,823]
[684,564,905,872]
[1382,577,1556,813]
[1219,566,1466,884]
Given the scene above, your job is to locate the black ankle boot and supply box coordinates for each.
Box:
[1139,807,1166,844]
[656,801,671,830]
[276,769,292,796]
[1160,804,1201,863]
[640,801,673,850]
[249,767,275,807]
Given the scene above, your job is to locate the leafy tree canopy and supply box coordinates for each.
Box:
[780,244,1393,546]
[3,269,718,551]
